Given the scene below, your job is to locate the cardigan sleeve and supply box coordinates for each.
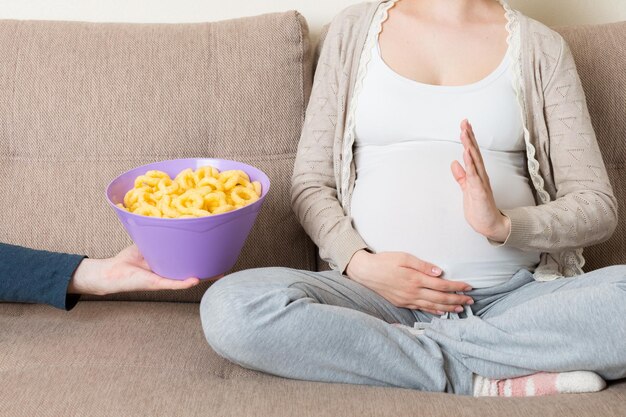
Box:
[0,242,85,311]
[290,16,370,274]
[489,35,618,251]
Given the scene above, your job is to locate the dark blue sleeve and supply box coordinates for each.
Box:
[0,243,86,311]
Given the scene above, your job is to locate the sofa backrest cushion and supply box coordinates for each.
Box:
[555,21,626,272]
[0,12,316,302]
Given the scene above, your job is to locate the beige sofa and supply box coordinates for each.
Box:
[1,10,625,417]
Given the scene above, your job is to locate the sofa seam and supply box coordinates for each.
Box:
[293,10,317,272]
[0,153,298,162]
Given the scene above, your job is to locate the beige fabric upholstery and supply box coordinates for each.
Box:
[2,302,625,416]
[554,22,626,272]
[0,13,315,302]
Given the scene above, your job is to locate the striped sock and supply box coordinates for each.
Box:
[473,371,607,397]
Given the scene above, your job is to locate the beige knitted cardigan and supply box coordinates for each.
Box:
[291,0,618,279]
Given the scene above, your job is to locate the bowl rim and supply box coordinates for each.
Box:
[105,157,271,222]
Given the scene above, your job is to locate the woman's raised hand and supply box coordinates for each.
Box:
[451,119,511,243]
[346,250,474,315]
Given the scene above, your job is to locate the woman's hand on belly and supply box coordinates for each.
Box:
[450,119,512,243]
[346,250,474,314]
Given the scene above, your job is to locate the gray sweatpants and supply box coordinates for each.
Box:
[199,265,626,395]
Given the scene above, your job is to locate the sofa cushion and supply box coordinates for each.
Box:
[0,13,315,302]
[1,302,625,416]
[554,22,626,272]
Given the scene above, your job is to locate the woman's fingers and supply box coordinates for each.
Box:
[410,299,465,313]
[421,308,444,315]
[463,119,485,166]
[461,120,491,186]
[462,144,483,190]
[417,287,473,306]
[419,274,472,292]
[400,253,443,277]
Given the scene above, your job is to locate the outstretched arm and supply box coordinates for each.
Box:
[0,243,202,311]
[1,242,86,310]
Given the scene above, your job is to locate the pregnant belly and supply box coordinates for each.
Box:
[350,141,541,288]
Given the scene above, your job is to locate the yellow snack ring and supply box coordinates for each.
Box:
[193,166,219,183]
[145,170,170,180]
[153,178,181,199]
[192,186,215,197]
[219,169,250,182]
[129,197,157,212]
[134,175,160,189]
[123,188,136,208]
[203,192,227,209]
[252,181,262,197]
[230,186,259,205]
[211,204,235,215]
[197,176,225,192]
[124,188,155,209]
[173,190,204,212]
[120,165,258,218]
[157,195,181,218]
[219,173,240,191]
[183,208,212,217]
[124,187,145,207]
[174,168,196,191]
[218,171,250,191]
[133,203,162,218]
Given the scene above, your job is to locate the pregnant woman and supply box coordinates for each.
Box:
[200,0,625,396]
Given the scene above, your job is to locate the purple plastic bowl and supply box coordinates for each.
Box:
[106,158,270,280]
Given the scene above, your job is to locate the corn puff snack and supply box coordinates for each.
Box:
[117,166,262,218]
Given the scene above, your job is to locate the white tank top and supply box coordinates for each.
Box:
[350,30,541,288]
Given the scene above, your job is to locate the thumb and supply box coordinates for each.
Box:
[451,160,466,187]
[400,253,443,277]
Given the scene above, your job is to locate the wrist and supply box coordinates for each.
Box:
[346,249,371,281]
[486,211,511,243]
[68,258,108,296]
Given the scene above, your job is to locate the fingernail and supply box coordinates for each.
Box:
[455,306,464,313]
[431,267,442,275]
[464,286,473,291]
[437,311,445,315]
[467,299,474,305]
